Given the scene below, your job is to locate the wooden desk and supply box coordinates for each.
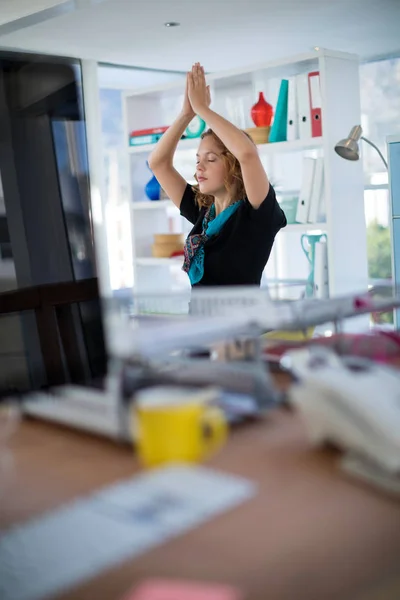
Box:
[2,400,400,600]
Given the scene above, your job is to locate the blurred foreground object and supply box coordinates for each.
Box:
[285,348,400,496]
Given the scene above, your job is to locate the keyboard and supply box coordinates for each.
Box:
[23,385,126,441]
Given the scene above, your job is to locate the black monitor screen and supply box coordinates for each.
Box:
[0,51,107,398]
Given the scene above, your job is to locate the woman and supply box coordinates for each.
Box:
[148,62,287,287]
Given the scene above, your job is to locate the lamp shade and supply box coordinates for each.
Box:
[334,125,362,161]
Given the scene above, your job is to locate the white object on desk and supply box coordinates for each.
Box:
[0,464,256,600]
[23,385,123,440]
[341,452,400,496]
[285,348,400,487]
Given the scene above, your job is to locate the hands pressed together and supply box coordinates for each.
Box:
[182,62,211,118]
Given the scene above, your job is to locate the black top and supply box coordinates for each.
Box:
[180,183,287,287]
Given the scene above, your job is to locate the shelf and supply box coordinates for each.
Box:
[135,257,184,267]
[284,222,327,232]
[258,136,323,154]
[128,135,323,156]
[123,49,357,98]
[131,200,175,210]
[129,137,199,155]
[124,51,368,301]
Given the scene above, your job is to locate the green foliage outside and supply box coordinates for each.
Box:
[367,221,392,280]
[367,220,393,324]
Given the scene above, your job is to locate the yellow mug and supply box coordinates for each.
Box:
[132,386,228,468]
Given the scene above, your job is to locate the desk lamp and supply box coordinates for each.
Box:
[335,125,388,169]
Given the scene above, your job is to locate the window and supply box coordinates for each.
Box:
[360,58,400,182]
[360,57,400,325]
[98,64,184,292]
[360,56,400,287]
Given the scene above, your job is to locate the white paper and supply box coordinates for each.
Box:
[0,465,256,600]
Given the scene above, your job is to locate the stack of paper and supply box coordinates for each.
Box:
[0,465,256,600]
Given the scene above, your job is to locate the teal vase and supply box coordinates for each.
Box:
[301,232,328,297]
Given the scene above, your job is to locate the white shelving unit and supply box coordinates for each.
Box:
[123,48,368,299]
[128,136,323,156]
[131,199,174,210]
[134,257,183,267]
[284,223,327,232]
[128,137,199,155]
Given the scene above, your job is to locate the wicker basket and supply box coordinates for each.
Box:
[154,233,184,245]
[244,126,270,145]
[152,233,184,258]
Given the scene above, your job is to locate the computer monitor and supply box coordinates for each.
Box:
[0,51,108,400]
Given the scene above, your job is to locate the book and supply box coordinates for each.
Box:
[129,133,166,146]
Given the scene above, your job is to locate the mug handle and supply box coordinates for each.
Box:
[200,405,228,459]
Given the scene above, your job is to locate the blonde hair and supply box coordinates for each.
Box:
[192,129,254,209]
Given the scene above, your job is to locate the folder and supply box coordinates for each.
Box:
[308,71,323,137]
[308,156,324,223]
[269,79,289,143]
[129,133,165,146]
[286,77,298,141]
[295,157,315,223]
[295,73,311,139]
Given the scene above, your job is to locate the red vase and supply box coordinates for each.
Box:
[251,92,273,127]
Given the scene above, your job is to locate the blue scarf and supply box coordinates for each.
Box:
[182,201,242,285]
